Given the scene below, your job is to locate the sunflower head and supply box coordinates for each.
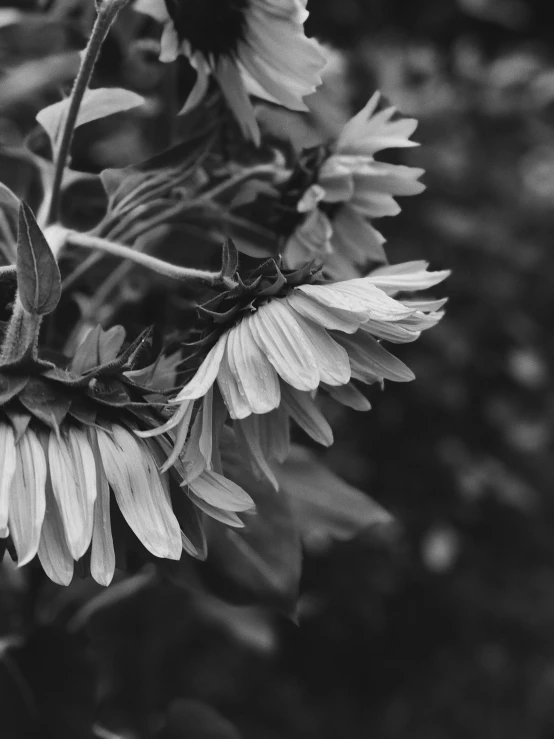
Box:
[164,0,250,58]
[193,241,322,348]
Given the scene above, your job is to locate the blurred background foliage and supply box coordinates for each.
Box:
[3,0,554,737]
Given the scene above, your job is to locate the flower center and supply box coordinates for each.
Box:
[164,0,250,58]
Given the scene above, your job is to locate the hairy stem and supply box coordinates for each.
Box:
[65,232,222,286]
[0,296,42,364]
[47,0,132,224]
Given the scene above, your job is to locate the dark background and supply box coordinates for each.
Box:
[2,0,554,737]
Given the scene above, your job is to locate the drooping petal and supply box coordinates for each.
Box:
[159,400,195,472]
[239,3,325,112]
[178,51,211,114]
[9,427,47,566]
[0,422,17,537]
[37,476,74,586]
[217,349,253,420]
[281,386,333,447]
[88,428,115,587]
[233,415,279,490]
[334,331,415,383]
[174,335,227,402]
[215,56,261,145]
[48,428,95,560]
[248,299,320,391]
[97,426,181,560]
[188,470,254,513]
[329,280,414,321]
[291,314,351,386]
[226,319,281,415]
[324,382,372,411]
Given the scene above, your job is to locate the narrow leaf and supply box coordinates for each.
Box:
[16,202,61,315]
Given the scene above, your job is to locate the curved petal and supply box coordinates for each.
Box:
[174,335,226,402]
[0,422,17,536]
[248,300,320,391]
[88,429,115,587]
[37,476,74,586]
[9,428,47,566]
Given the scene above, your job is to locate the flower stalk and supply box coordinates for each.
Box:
[46,0,133,224]
[65,231,223,287]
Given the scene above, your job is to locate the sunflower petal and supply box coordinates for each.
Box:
[37,477,74,586]
[0,422,17,536]
[9,428,47,566]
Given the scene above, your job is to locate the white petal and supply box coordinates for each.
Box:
[324,382,372,411]
[0,422,17,535]
[179,52,211,114]
[227,320,281,415]
[217,349,253,420]
[88,429,115,587]
[9,428,47,566]
[286,290,364,334]
[48,429,94,560]
[174,335,226,402]
[159,400,195,473]
[37,477,74,586]
[335,332,415,383]
[248,300,320,391]
[189,470,254,512]
[234,415,279,490]
[281,386,333,446]
[292,314,351,386]
[97,426,181,560]
[331,207,387,264]
[159,22,180,63]
[367,261,451,294]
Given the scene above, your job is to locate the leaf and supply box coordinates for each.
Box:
[71,325,126,375]
[16,202,61,315]
[36,87,145,149]
[0,181,20,216]
[160,700,242,739]
[221,238,239,280]
[203,474,302,616]
[275,446,393,552]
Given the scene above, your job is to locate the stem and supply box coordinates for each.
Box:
[46,0,131,224]
[65,232,222,286]
[0,296,42,364]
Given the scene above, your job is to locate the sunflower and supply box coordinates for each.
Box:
[134,0,326,143]
[0,325,254,586]
[158,258,448,486]
[285,92,425,278]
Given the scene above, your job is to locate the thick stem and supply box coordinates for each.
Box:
[46,0,131,224]
[65,232,222,287]
[0,296,42,364]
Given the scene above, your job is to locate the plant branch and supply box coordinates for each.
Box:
[47,0,132,224]
[65,231,222,286]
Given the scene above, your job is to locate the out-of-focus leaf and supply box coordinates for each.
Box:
[71,325,126,375]
[203,477,302,617]
[36,87,145,149]
[275,446,393,551]
[16,202,61,315]
[160,699,242,739]
[0,626,95,739]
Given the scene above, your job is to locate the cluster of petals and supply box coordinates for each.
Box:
[286,92,425,278]
[162,261,448,483]
[0,328,255,587]
[134,0,326,144]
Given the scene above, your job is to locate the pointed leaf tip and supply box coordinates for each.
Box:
[17,203,61,316]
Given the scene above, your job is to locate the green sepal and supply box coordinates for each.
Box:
[4,408,32,443]
[0,372,29,406]
[18,376,72,431]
